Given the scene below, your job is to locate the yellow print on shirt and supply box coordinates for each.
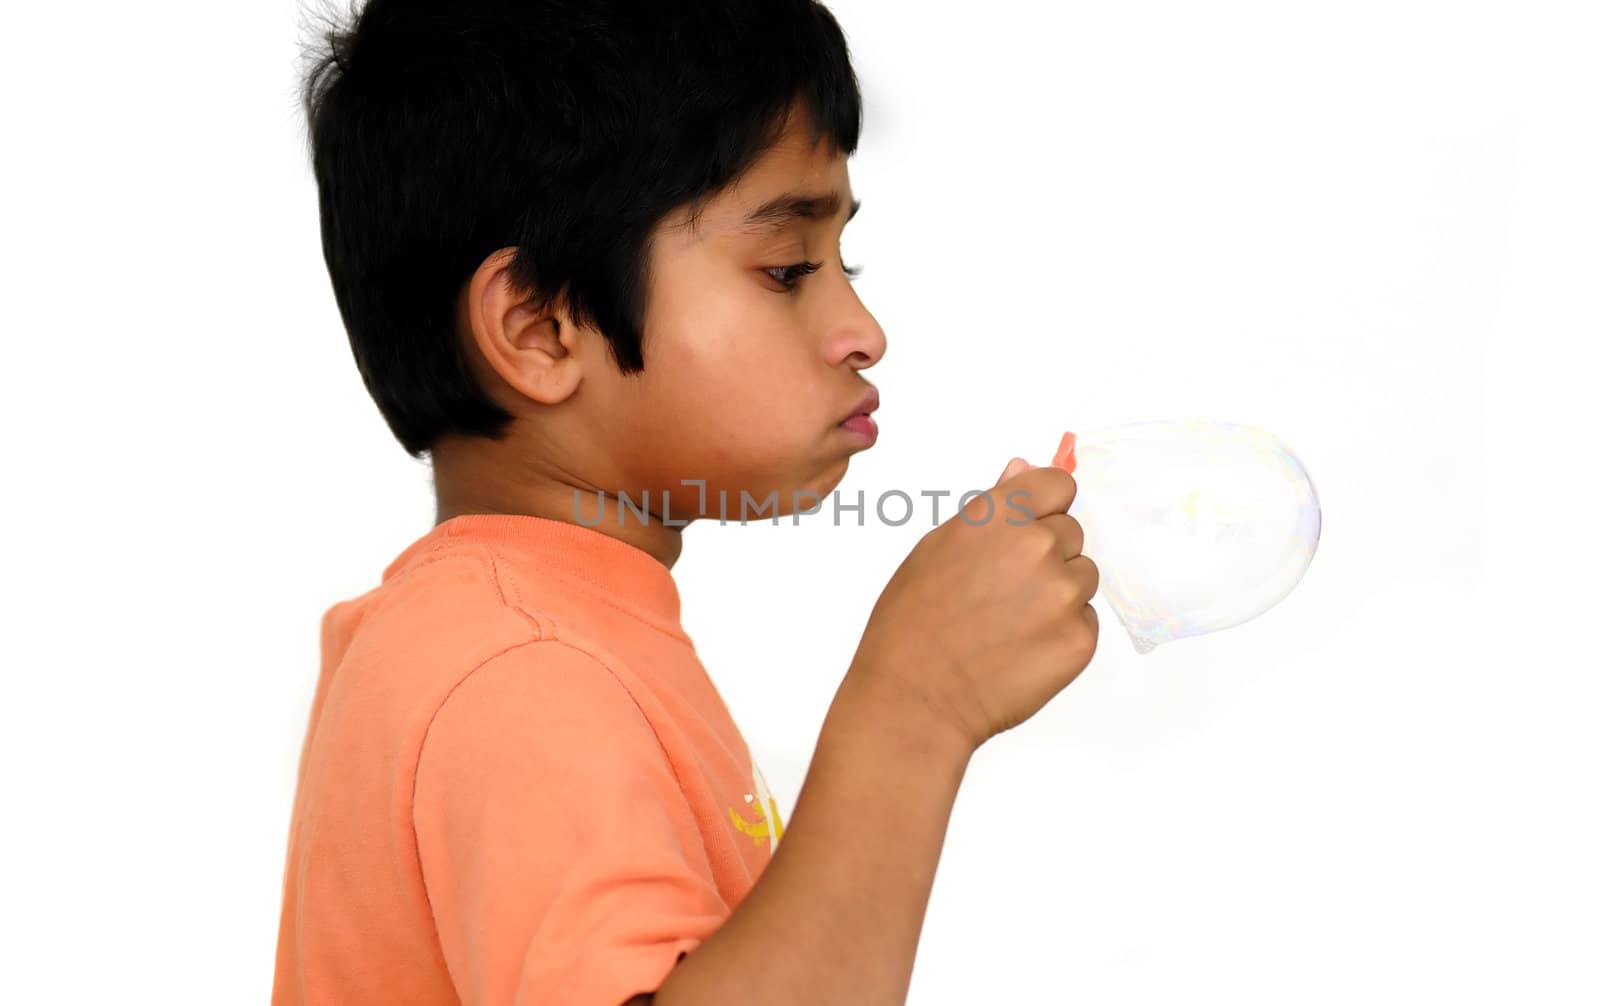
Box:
[728,760,785,852]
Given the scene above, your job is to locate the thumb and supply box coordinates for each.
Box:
[995,456,1031,486]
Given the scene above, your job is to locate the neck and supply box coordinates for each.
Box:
[430,436,686,572]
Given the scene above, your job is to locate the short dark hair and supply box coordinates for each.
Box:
[298,0,864,459]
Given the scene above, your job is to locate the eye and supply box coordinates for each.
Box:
[767,260,865,293]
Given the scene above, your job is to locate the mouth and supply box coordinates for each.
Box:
[838,386,880,425]
[838,386,880,445]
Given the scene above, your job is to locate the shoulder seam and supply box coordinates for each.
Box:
[415,635,679,776]
[482,543,691,646]
[405,629,544,956]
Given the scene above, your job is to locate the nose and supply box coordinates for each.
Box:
[824,283,888,371]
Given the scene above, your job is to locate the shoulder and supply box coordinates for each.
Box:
[422,634,661,756]
[375,539,546,632]
[410,635,684,819]
[324,540,644,760]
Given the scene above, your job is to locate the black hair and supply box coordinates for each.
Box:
[298,0,864,459]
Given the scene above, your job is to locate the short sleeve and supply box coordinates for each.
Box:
[413,639,730,1005]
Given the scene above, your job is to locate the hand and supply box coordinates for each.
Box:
[845,457,1100,754]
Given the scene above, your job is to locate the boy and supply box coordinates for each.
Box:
[274,2,1100,1003]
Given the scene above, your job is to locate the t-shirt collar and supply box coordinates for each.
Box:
[382,512,684,630]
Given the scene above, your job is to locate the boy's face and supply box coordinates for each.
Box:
[580,108,887,518]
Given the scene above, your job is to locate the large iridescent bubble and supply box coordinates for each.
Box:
[1051,420,1321,654]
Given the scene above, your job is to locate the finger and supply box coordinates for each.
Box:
[1065,553,1100,603]
[998,465,1079,520]
[1036,512,1084,561]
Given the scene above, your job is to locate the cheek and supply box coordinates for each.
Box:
[654,305,816,422]
[638,288,841,478]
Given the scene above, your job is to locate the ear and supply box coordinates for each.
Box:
[460,247,585,407]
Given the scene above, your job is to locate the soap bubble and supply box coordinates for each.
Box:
[1052,420,1321,654]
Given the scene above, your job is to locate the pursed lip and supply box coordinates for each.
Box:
[839,386,880,425]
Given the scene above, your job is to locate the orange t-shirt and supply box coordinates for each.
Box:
[272,513,784,1005]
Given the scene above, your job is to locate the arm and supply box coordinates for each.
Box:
[645,460,1100,1005]
[650,667,972,1006]
[413,642,733,1006]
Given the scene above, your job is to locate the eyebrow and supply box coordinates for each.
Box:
[739,191,861,234]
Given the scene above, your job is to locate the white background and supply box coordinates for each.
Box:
[2,0,1595,1002]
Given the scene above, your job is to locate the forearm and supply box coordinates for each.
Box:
[653,670,972,1006]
